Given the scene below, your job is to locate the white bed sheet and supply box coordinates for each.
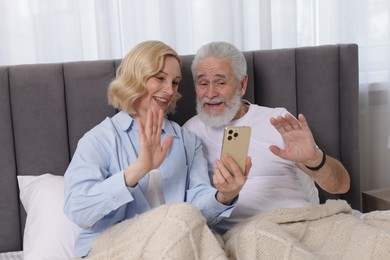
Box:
[0,251,23,260]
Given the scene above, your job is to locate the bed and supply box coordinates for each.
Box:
[0,44,360,259]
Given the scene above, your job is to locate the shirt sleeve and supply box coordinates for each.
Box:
[63,131,134,229]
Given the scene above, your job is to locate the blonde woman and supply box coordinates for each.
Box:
[64,41,248,259]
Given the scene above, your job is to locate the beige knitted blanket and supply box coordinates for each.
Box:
[83,203,227,260]
[223,200,390,260]
[79,200,390,260]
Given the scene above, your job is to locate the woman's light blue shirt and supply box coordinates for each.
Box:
[64,111,236,257]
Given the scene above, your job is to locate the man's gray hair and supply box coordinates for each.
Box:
[191,42,247,83]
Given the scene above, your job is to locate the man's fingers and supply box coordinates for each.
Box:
[272,115,293,133]
[222,153,247,176]
[298,113,310,130]
[213,169,222,183]
[284,113,301,130]
[215,160,234,183]
[269,145,284,158]
[244,157,252,176]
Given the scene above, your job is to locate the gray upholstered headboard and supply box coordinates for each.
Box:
[0,44,359,253]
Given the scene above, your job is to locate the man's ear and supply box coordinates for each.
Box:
[240,74,248,96]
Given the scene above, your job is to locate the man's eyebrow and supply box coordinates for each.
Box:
[196,74,226,80]
[196,74,207,80]
[214,74,227,79]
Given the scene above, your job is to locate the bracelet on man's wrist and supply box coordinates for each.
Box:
[304,147,326,171]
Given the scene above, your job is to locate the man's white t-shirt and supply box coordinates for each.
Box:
[183,103,318,234]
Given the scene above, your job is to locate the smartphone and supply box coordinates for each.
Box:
[220,126,251,175]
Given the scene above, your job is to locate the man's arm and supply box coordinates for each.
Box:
[269,113,350,194]
[296,148,350,194]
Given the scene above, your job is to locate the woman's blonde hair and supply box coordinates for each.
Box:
[108,40,182,115]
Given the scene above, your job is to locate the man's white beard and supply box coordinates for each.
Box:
[196,90,242,128]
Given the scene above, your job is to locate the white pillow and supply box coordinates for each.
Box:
[17,173,81,260]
